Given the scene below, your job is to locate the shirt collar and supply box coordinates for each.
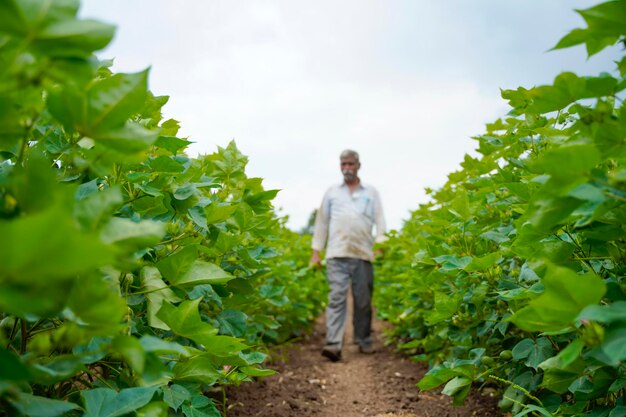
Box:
[340,181,365,190]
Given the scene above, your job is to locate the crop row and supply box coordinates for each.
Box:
[0,1,325,416]
[375,2,626,416]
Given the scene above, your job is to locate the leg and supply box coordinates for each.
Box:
[325,258,350,350]
[352,260,374,350]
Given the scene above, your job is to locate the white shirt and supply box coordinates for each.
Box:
[312,182,386,261]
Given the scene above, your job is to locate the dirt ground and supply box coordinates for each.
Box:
[226,303,502,417]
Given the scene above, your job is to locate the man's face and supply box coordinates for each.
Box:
[340,156,360,182]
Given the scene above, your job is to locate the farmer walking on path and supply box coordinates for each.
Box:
[310,149,387,361]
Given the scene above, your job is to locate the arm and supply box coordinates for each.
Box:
[310,192,330,266]
[373,189,387,257]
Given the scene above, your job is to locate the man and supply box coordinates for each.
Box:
[310,149,386,362]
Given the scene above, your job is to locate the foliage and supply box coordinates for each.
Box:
[0,1,325,416]
[376,1,626,416]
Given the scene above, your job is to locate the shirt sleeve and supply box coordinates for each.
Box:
[373,189,387,244]
[311,190,331,251]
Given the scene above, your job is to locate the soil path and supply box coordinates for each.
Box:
[227,298,502,417]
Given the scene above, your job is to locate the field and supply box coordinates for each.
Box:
[1,1,626,416]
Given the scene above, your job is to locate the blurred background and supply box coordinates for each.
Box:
[80,0,622,231]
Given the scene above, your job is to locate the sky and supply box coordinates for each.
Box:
[79,1,621,232]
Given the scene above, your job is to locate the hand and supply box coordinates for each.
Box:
[374,249,384,260]
[310,250,322,268]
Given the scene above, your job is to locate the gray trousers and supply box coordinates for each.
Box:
[325,258,374,349]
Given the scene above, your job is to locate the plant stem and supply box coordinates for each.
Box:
[7,317,19,348]
[20,319,27,354]
[222,386,227,417]
[488,374,543,406]
[159,233,190,246]
[606,191,626,203]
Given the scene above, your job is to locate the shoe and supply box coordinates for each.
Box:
[359,344,374,354]
[321,345,342,362]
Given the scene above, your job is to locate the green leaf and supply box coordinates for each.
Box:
[52,70,155,138]
[509,264,606,332]
[514,404,556,417]
[556,339,584,368]
[74,185,124,231]
[0,348,31,381]
[245,189,279,213]
[91,122,159,153]
[512,337,555,370]
[173,184,197,200]
[64,271,126,337]
[599,325,626,366]
[75,179,100,200]
[508,73,619,114]
[0,97,24,149]
[172,356,221,384]
[463,252,501,272]
[82,387,158,417]
[157,246,197,281]
[136,401,169,417]
[553,1,626,56]
[610,406,626,417]
[449,189,471,219]
[524,195,584,232]
[140,266,182,331]
[155,136,192,154]
[0,201,114,317]
[170,261,234,287]
[239,366,276,377]
[111,335,145,374]
[578,301,626,324]
[34,19,115,58]
[160,119,180,136]
[512,338,535,360]
[417,366,460,390]
[47,84,87,132]
[149,155,185,173]
[433,255,472,271]
[99,218,165,249]
[480,230,510,243]
[30,355,85,385]
[0,0,80,36]
[162,384,191,411]
[157,246,234,287]
[139,336,189,356]
[552,28,591,51]
[204,202,239,224]
[441,376,472,406]
[531,144,601,181]
[157,300,248,355]
[9,393,80,417]
[188,206,208,229]
[216,310,248,337]
[539,357,585,394]
[157,299,218,340]
[238,351,267,365]
[11,149,68,214]
[425,292,461,325]
[86,70,149,132]
[140,355,172,387]
[609,377,626,393]
[181,395,221,417]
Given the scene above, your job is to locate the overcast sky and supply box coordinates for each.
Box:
[80,1,620,231]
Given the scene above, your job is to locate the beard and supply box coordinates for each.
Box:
[342,170,357,182]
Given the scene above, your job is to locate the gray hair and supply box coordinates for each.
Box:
[340,149,360,162]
